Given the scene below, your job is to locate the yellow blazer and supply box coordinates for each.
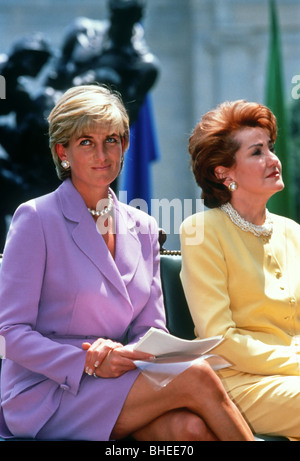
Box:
[180,207,300,377]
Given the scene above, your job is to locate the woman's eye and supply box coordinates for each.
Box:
[106,137,118,143]
[269,145,275,153]
[80,139,91,146]
[252,149,261,156]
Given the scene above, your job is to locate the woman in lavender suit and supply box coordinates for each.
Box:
[0,85,252,441]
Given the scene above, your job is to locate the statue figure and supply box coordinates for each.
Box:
[0,33,59,251]
[47,0,159,122]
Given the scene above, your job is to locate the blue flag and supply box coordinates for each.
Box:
[120,95,160,208]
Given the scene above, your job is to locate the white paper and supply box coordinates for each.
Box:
[134,327,223,357]
[133,328,230,389]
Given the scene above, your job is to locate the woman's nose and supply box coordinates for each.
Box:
[94,143,107,159]
[267,149,281,168]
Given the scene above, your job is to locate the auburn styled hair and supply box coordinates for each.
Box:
[188,100,277,208]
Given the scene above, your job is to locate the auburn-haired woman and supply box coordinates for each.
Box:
[181,99,300,439]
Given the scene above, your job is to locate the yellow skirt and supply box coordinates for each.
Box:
[218,369,300,440]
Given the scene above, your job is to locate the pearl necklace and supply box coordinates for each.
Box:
[220,202,273,238]
[88,191,113,218]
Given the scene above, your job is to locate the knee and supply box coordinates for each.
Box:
[194,359,218,381]
[172,411,217,441]
[189,360,227,395]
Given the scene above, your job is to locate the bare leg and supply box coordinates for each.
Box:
[132,409,218,441]
[111,360,253,441]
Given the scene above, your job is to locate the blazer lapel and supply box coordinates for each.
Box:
[58,180,140,301]
[114,200,142,286]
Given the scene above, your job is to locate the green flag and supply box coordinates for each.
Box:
[265,0,296,219]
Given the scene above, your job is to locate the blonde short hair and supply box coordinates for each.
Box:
[48,84,130,180]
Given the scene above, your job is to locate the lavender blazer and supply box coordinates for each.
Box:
[0,179,166,440]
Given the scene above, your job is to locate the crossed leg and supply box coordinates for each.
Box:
[111,360,253,441]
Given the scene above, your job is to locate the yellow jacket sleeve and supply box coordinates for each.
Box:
[180,209,300,377]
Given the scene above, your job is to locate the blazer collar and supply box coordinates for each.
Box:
[57,179,141,299]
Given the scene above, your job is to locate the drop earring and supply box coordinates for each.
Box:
[228,181,238,192]
[61,160,70,169]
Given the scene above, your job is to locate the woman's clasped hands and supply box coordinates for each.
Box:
[82,338,154,379]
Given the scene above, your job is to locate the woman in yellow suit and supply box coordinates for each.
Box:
[180,99,300,439]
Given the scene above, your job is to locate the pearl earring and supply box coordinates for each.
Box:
[228,181,238,192]
[61,160,70,169]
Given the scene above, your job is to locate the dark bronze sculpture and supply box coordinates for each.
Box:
[0,34,60,251]
[47,0,159,122]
